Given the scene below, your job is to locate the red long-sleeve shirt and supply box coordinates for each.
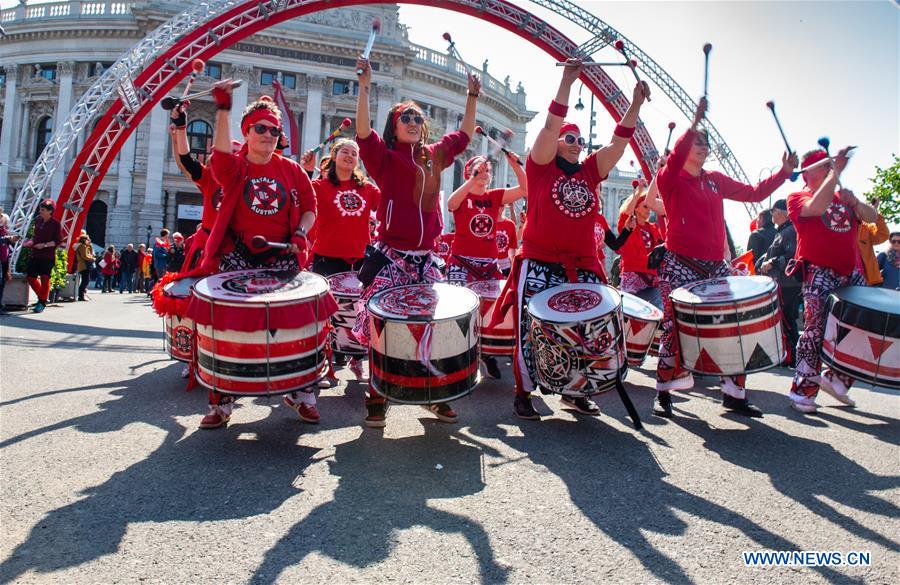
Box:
[658,129,789,262]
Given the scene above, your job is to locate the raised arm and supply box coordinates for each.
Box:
[459,73,481,140]
[644,172,666,215]
[800,146,852,217]
[355,57,373,140]
[501,150,527,204]
[211,79,235,154]
[595,81,650,178]
[447,163,482,212]
[530,59,583,165]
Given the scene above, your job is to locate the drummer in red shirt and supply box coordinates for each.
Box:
[593,189,635,281]
[507,59,649,420]
[495,205,518,277]
[353,56,478,427]
[618,179,663,294]
[787,147,877,413]
[196,81,318,430]
[652,97,797,419]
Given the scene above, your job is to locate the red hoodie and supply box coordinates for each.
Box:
[357,130,469,251]
[658,129,789,262]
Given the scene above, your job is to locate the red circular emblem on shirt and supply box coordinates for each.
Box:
[640,228,654,249]
[334,189,366,217]
[547,289,602,313]
[244,177,287,216]
[377,287,439,317]
[594,223,606,249]
[495,230,509,252]
[469,213,494,238]
[822,202,851,233]
[551,176,596,218]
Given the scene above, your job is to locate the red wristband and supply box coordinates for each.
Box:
[548,100,568,117]
[614,124,635,139]
[212,86,232,111]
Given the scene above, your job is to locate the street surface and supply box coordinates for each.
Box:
[1,293,897,584]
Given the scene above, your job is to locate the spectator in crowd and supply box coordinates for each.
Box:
[135,243,148,292]
[151,241,169,287]
[74,234,95,301]
[856,203,890,286]
[746,209,777,264]
[0,211,22,313]
[877,232,900,290]
[756,199,800,364]
[23,199,62,313]
[155,228,170,251]
[166,232,186,273]
[141,248,153,293]
[118,243,139,293]
[101,245,117,293]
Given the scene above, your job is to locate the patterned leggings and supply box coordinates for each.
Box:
[446,255,502,286]
[791,264,866,398]
[656,251,746,389]
[619,271,657,295]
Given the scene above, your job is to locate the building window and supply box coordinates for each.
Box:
[35,116,53,160]
[205,63,222,80]
[91,62,113,76]
[0,71,5,86]
[260,70,295,89]
[332,79,358,96]
[37,65,57,81]
[186,120,213,159]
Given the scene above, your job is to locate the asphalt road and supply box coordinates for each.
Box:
[1,292,897,584]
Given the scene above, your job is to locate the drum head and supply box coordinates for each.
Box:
[466,279,506,300]
[328,271,363,297]
[635,286,663,311]
[671,275,775,305]
[193,270,329,306]
[368,283,479,322]
[833,286,900,317]
[622,291,664,322]
[163,277,200,298]
[528,283,620,323]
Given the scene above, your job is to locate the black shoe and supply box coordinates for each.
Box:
[514,394,540,420]
[364,400,387,428]
[333,353,347,366]
[722,395,763,418]
[653,392,673,418]
[482,356,502,379]
[560,395,600,416]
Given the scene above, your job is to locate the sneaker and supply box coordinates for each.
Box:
[283,394,320,424]
[655,373,694,392]
[364,399,387,428]
[199,406,230,429]
[423,402,459,423]
[818,374,856,407]
[333,353,347,367]
[560,395,600,416]
[789,392,818,414]
[482,356,502,379]
[32,302,45,314]
[181,365,190,378]
[653,392,673,418]
[348,357,366,382]
[513,394,541,420]
[719,377,747,400]
[722,395,763,418]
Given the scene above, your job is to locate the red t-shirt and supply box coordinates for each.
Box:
[310,177,381,259]
[495,218,518,260]
[434,232,454,261]
[194,168,225,231]
[450,188,505,258]
[521,153,605,271]
[617,213,661,274]
[593,214,612,261]
[210,150,316,248]
[787,190,858,276]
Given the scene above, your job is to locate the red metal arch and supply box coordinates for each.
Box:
[54,0,656,252]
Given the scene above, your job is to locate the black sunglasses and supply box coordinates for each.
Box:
[891,239,900,244]
[399,113,424,125]
[252,124,282,137]
[562,133,585,147]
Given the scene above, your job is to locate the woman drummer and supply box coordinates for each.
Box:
[652,96,797,418]
[593,186,635,282]
[353,56,479,428]
[617,179,663,295]
[196,81,318,430]
[500,59,650,421]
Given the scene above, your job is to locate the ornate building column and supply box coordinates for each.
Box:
[50,61,75,197]
[302,75,324,150]
[229,64,252,141]
[375,84,395,136]
[0,65,19,206]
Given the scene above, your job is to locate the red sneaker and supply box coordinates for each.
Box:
[283,394,320,424]
[199,406,229,429]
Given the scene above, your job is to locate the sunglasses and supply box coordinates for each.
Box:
[891,240,900,244]
[399,113,425,125]
[562,134,585,147]
[252,124,282,137]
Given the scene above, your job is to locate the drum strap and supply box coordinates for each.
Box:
[449,254,501,281]
[379,242,438,281]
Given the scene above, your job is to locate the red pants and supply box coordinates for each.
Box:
[27,276,51,303]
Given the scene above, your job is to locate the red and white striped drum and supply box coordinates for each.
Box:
[327,271,366,357]
[368,283,480,404]
[636,287,663,357]
[621,292,664,366]
[671,275,784,375]
[466,279,514,356]
[162,277,199,363]
[822,286,900,389]
[188,270,336,396]
[527,283,626,396]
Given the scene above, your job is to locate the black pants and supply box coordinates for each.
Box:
[311,254,361,277]
[781,285,802,364]
[78,270,91,299]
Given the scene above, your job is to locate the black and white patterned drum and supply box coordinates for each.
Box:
[527,283,626,396]
[622,292,664,366]
[367,283,480,404]
[327,271,367,356]
[466,279,515,356]
[162,277,199,363]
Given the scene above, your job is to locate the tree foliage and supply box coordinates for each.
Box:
[864,154,900,224]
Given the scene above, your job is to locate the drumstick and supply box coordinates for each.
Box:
[613,40,651,102]
[475,126,522,166]
[765,101,793,155]
[181,58,206,99]
[664,122,676,154]
[160,80,243,110]
[311,118,352,154]
[250,235,290,250]
[443,32,472,77]
[356,17,381,76]
[702,43,712,98]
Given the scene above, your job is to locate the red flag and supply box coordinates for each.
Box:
[272,78,300,160]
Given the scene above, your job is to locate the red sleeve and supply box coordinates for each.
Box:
[431,131,471,171]
[658,129,694,193]
[357,130,388,178]
[597,214,610,231]
[209,149,240,189]
[291,159,316,215]
[367,181,381,212]
[616,211,629,231]
[787,191,809,225]
[52,220,62,246]
[714,168,790,204]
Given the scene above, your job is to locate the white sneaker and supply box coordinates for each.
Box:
[719,377,747,400]
[789,392,818,413]
[818,374,856,407]
[349,357,367,382]
[181,365,190,378]
[656,373,694,392]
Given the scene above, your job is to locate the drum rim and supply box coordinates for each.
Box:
[327,270,363,296]
[528,283,622,324]
[192,269,330,306]
[465,279,507,299]
[367,282,480,322]
[162,276,200,298]
[828,286,900,317]
[670,275,776,305]
[621,291,664,321]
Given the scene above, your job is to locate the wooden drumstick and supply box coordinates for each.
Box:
[356,18,382,76]
[250,235,290,250]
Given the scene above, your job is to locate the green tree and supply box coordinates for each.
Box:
[50,248,68,292]
[864,154,900,224]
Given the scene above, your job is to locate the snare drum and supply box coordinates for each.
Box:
[466,279,514,356]
[368,283,480,404]
[527,283,626,396]
[188,270,336,395]
[821,286,900,389]
[160,277,199,363]
[671,275,784,375]
[622,292,664,366]
[327,271,367,356]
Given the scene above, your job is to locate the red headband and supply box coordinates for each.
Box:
[392,104,422,128]
[559,122,581,137]
[801,149,828,170]
[241,108,281,136]
[464,156,488,179]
